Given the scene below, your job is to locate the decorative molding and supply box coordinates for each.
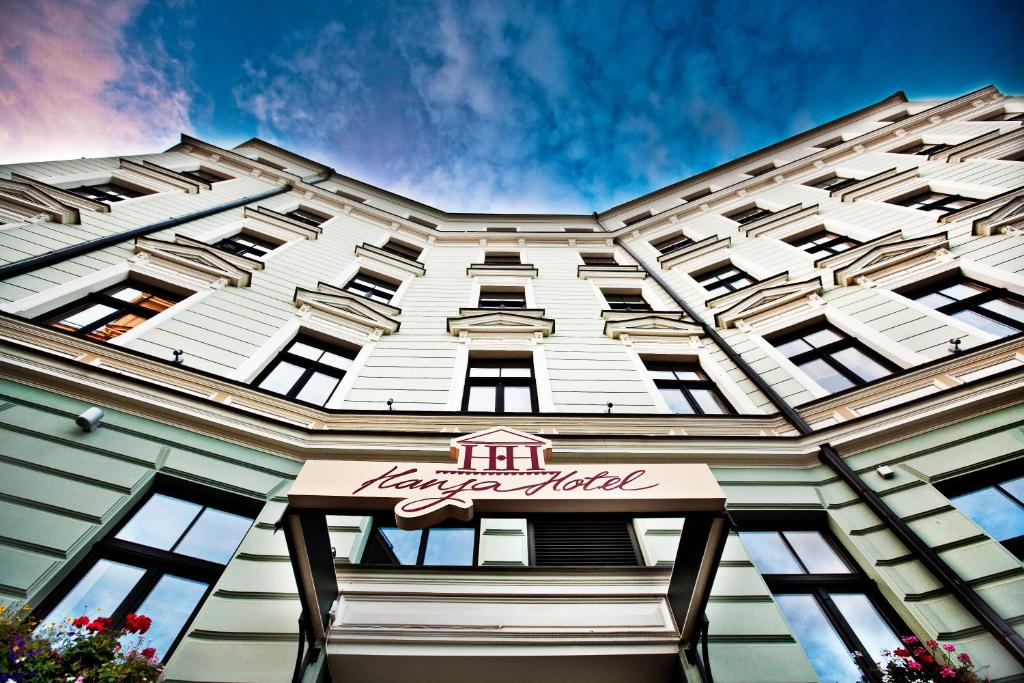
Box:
[294,282,401,338]
[715,276,823,329]
[942,127,1024,163]
[119,159,205,193]
[0,175,108,224]
[742,204,819,238]
[831,167,919,203]
[813,230,903,271]
[602,313,702,340]
[354,243,426,277]
[704,273,789,311]
[973,190,1024,236]
[135,235,263,287]
[466,263,539,278]
[656,236,731,271]
[243,206,322,239]
[833,233,949,286]
[576,264,646,281]
[941,185,1024,225]
[446,308,554,338]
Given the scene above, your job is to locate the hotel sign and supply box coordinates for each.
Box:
[289,427,725,529]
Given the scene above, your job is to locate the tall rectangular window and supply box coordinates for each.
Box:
[285,207,329,227]
[181,168,231,184]
[215,231,282,259]
[254,335,356,407]
[890,190,978,214]
[978,110,1024,122]
[37,280,183,343]
[725,205,774,225]
[739,528,903,682]
[644,359,733,415]
[693,264,754,297]
[940,470,1024,559]
[602,290,652,312]
[650,232,693,256]
[35,484,256,662]
[463,358,536,413]
[483,252,521,265]
[70,182,149,203]
[379,240,422,262]
[580,253,619,266]
[343,271,400,304]
[900,276,1024,337]
[771,322,896,393]
[787,230,859,258]
[893,140,950,156]
[805,174,857,192]
[478,287,526,310]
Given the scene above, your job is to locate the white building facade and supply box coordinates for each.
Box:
[0,85,1022,682]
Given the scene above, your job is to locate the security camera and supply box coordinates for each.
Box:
[75,407,104,432]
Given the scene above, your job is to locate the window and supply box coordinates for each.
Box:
[580,253,619,267]
[693,264,754,297]
[787,230,859,258]
[1002,149,1024,162]
[256,157,287,171]
[893,140,950,156]
[254,335,356,407]
[362,519,476,566]
[335,189,366,203]
[978,110,1024,122]
[70,182,149,203]
[771,322,897,393]
[478,287,526,310]
[408,216,439,229]
[813,136,844,150]
[563,228,594,233]
[622,210,652,226]
[37,280,183,343]
[746,163,775,177]
[285,208,329,227]
[881,110,912,123]
[900,276,1024,337]
[940,468,1024,559]
[725,205,774,225]
[35,485,255,662]
[602,290,652,312]
[739,528,903,682]
[890,190,978,214]
[379,239,422,262]
[644,359,733,415]
[806,174,858,192]
[181,168,230,184]
[531,516,642,566]
[681,187,713,203]
[343,271,400,304]
[214,231,282,259]
[485,226,516,233]
[651,232,693,256]
[483,252,521,265]
[463,358,536,412]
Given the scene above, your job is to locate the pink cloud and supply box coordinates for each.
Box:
[0,0,192,164]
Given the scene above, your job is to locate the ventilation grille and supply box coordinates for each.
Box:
[532,518,641,566]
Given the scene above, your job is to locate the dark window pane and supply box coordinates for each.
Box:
[784,531,850,573]
[774,595,864,683]
[503,385,533,412]
[467,385,497,412]
[258,361,305,395]
[423,528,475,566]
[40,560,146,627]
[829,593,901,665]
[951,487,1024,541]
[739,532,803,574]
[175,508,253,564]
[115,494,202,550]
[380,528,422,565]
[125,575,208,661]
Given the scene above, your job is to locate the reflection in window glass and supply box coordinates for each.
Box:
[740,532,803,574]
[40,560,145,627]
[774,595,864,683]
[467,385,497,411]
[380,528,423,565]
[115,494,202,550]
[423,528,475,565]
[124,575,208,661]
[503,386,533,412]
[785,531,850,573]
[174,508,253,564]
[951,487,1024,541]
[830,593,901,667]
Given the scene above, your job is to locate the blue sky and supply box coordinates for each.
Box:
[1,0,1022,212]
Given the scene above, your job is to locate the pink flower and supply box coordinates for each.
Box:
[940,667,957,678]
[926,639,939,648]
[913,647,927,657]
[942,643,956,652]
[958,652,972,664]
[902,635,920,645]
[908,659,923,670]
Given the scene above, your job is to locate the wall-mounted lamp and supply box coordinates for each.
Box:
[947,337,964,355]
[606,402,614,414]
[172,350,185,364]
[387,398,394,412]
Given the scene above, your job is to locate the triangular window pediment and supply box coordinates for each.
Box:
[714,277,822,329]
[833,234,948,286]
[294,284,401,338]
[136,236,260,287]
[446,309,554,337]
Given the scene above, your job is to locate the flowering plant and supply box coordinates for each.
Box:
[880,636,988,682]
[0,603,163,682]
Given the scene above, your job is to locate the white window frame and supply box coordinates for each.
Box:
[445,344,555,413]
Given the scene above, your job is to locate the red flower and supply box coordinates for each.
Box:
[913,647,927,657]
[894,648,910,657]
[926,639,939,648]
[901,635,920,645]
[72,615,90,628]
[957,652,972,664]
[123,613,152,634]
[922,655,935,663]
[86,616,112,633]
[140,646,157,660]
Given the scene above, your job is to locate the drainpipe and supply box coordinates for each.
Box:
[595,213,1024,667]
[0,172,337,281]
